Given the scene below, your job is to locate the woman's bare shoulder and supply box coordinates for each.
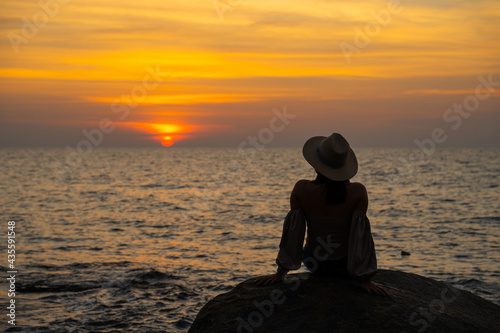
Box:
[292,179,310,193]
[350,182,367,192]
[290,179,310,210]
[295,179,310,187]
[349,182,368,211]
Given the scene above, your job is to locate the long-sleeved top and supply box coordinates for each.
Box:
[275,208,377,281]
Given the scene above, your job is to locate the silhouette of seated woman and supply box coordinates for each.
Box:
[256,133,387,296]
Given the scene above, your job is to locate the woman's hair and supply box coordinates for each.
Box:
[312,172,349,204]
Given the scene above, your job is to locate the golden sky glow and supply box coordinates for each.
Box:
[0,0,499,147]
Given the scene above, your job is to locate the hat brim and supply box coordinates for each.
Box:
[302,136,358,181]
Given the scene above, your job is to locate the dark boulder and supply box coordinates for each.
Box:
[189,269,500,332]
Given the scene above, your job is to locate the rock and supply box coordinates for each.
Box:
[189,269,500,333]
[401,251,411,256]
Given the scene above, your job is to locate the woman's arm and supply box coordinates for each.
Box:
[255,181,307,286]
[290,179,307,210]
[351,183,388,296]
[353,182,368,213]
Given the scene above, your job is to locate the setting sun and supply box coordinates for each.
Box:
[161,136,174,147]
[122,122,197,146]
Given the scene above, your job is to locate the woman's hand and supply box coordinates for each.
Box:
[255,273,284,286]
[360,280,388,296]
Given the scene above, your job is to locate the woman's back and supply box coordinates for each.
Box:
[291,180,367,261]
[292,179,368,218]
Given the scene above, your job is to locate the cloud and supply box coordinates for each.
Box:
[0,0,499,147]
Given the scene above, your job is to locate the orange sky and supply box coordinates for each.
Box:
[0,0,499,147]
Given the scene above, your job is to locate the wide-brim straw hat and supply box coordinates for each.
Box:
[302,133,358,181]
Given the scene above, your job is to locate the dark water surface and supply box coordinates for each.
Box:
[1,147,499,332]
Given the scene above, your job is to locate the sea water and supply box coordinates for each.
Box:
[0,147,499,332]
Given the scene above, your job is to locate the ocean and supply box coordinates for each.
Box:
[1,147,499,332]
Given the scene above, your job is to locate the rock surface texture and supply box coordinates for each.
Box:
[189,269,500,332]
